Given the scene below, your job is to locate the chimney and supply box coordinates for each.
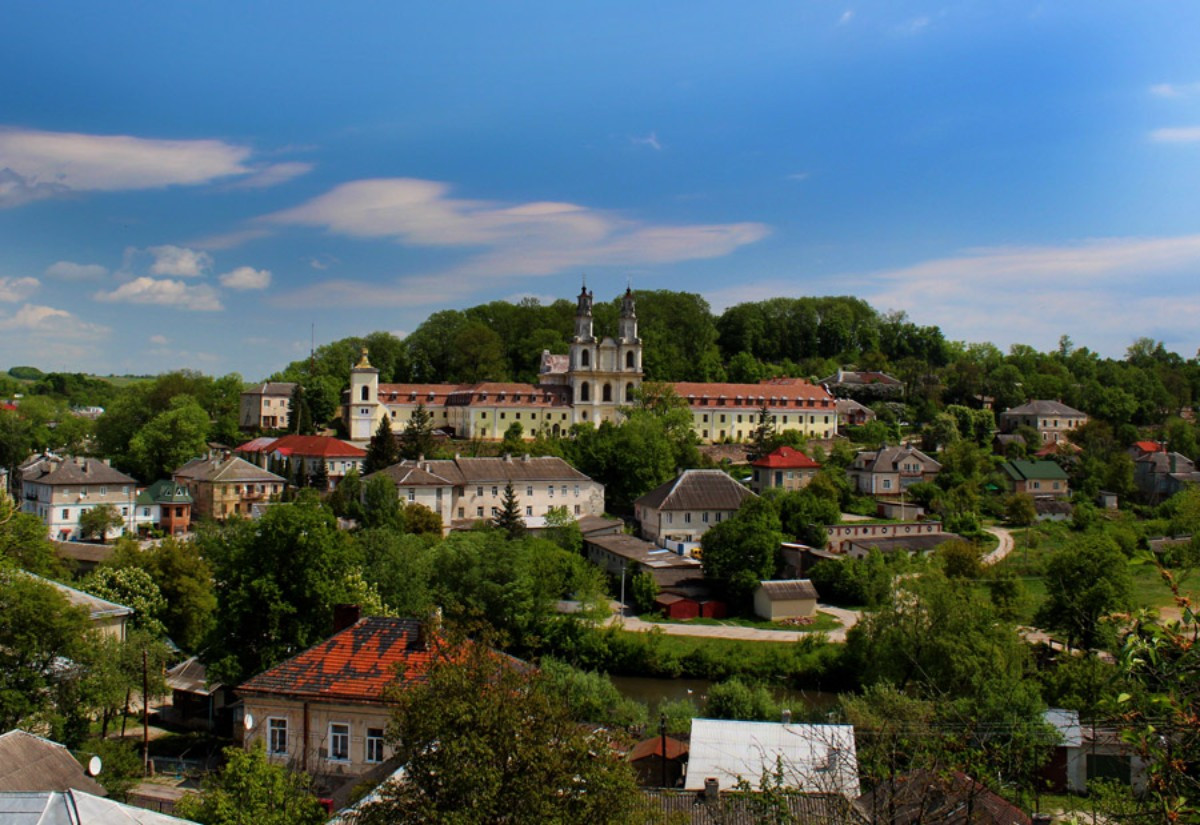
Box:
[417,454,424,463]
[332,604,361,634]
[781,708,792,724]
[504,453,512,462]
[704,778,719,800]
[415,607,442,651]
[522,454,530,462]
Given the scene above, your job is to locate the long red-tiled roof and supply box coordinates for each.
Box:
[673,381,833,409]
[750,446,822,469]
[263,434,366,458]
[1133,440,1164,454]
[376,383,470,404]
[237,617,434,704]
[628,735,689,762]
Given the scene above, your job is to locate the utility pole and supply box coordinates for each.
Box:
[142,648,150,776]
[659,713,668,788]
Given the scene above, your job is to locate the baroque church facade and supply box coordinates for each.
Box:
[344,285,837,444]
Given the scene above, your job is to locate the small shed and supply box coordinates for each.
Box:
[697,598,727,619]
[628,735,689,787]
[753,579,819,621]
[656,592,700,620]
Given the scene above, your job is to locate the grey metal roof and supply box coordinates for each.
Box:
[20,456,137,487]
[758,579,819,601]
[636,789,866,824]
[243,382,296,396]
[412,456,594,485]
[0,790,199,824]
[636,470,755,512]
[37,576,133,620]
[172,455,285,484]
[0,731,106,796]
[1001,399,1087,418]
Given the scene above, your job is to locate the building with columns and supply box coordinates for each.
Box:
[343,285,835,445]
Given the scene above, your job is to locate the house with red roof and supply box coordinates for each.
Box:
[236,434,366,489]
[237,612,438,791]
[749,446,821,494]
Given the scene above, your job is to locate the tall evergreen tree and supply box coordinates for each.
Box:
[493,481,525,540]
[400,403,435,460]
[288,384,314,435]
[750,401,776,458]
[366,415,401,474]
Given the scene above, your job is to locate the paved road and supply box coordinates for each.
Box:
[607,604,858,643]
[982,525,1015,566]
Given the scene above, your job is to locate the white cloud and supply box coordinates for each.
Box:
[95,277,223,311]
[632,132,663,151]
[187,228,272,251]
[1150,82,1200,99]
[786,172,810,182]
[0,277,39,302]
[0,127,252,206]
[45,261,108,281]
[149,334,169,345]
[265,177,768,306]
[0,303,108,337]
[859,234,1200,357]
[219,266,271,290]
[227,161,314,190]
[1150,126,1200,143]
[148,245,213,277]
[838,10,854,25]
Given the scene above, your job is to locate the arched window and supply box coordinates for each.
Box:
[602,383,612,402]
[626,382,635,402]
[626,350,635,369]
[580,382,590,402]
[581,349,590,367]
[360,385,369,401]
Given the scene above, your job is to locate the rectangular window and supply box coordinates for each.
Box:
[500,412,506,419]
[268,718,288,755]
[407,488,415,502]
[548,486,554,498]
[574,485,580,497]
[527,485,533,497]
[121,507,128,516]
[702,414,709,423]
[574,504,580,515]
[685,513,692,524]
[561,485,567,497]
[100,486,107,495]
[62,508,69,519]
[477,507,484,517]
[477,486,484,497]
[703,512,709,523]
[526,505,533,516]
[715,512,722,522]
[458,507,464,518]
[366,728,385,763]
[491,486,498,497]
[719,415,726,424]
[143,507,150,517]
[667,513,673,524]
[329,722,350,761]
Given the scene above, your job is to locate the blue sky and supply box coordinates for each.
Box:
[3,2,1200,378]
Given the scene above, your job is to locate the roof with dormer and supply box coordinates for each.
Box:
[20,455,136,487]
[136,479,193,505]
[172,454,285,484]
[673,380,834,410]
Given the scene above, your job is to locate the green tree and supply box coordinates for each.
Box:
[1034,536,1133,650]
[362,473,402,530]
[327,468,366,522]
[706,677,780,721]
[127,396,211,480]
[78,503,124,543]
[105,537,215,651]
[539,658,647,730]
[175,743,327,825]
[543,505,582,554]
[700,497,782,611]
[402,502,444,536]
[499,421,525,455]
[199,496,361,684]
[750,401,776,457]
[1004,493,1037,527]
[629,570,659,614]
[493,481,526,539]
[357,529,435,617]
[365,414,400,473]
[399,403,435,461]
[358,636,639,825]
[0,502,64,577]
[287,383,314,435]
[82,566,167,637]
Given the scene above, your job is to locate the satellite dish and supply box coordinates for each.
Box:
[244,712,255,731]
[87,756,102,776]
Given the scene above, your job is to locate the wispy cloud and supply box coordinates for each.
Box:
[45,261,108,281]
[188,228,272,251]
[785,172,810,182]
[218,266,271,290]
[632,132,663,151]
[899,16,930,35]
[149,334,169,346]
[838,10,854,25]
[1150,82,1200,99]
[226,161,314,190]
[1149,126,1200,143]
[265,177,768,307]
[0,127,251,206]
[148,245,213,277]
[95,277,223,311]
[0,277,40,302]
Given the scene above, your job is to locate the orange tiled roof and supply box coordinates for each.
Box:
[237,617,434,704]
[263,434,366,458]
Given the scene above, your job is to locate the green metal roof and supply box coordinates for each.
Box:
[1001,459,1069,482]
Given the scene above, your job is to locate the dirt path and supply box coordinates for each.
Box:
[606,604,858,643]
[982,525,1014,566]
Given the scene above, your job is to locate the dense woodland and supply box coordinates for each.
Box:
[1,290,1199,822]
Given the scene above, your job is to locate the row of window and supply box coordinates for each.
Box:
[267,718,385,764]
[57,486,131,497]
[474,484,581,498]
[664,511,724,525]
[699,413,831,425]
[463,503,582,518]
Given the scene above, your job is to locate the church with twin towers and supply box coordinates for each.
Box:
[345,284,835,445]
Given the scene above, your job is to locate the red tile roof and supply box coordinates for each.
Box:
[262,434,366,458]
[673,381,833,409]
[628,735,689,762]
[750,446,822,469]
[237,617,435,705]
[1133,440,1164,454]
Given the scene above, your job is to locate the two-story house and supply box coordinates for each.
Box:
[19,455,139,540]
[999,400,1088,445]
[847,444,941,497]
[237,613,437,796]
[634,469,756,548]
[172,454,286,520]
[237,434,367,490]
[238,382,296,431]
[366,454,605,531]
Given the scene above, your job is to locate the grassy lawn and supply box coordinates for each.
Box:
[993,521,1197,624]
[637,610,842,633]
